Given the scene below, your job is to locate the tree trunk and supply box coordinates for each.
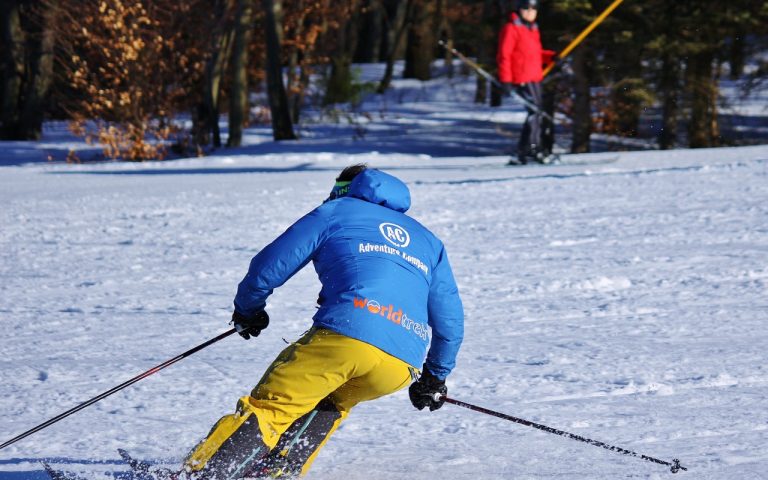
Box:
[290,66,310,124]
[403,0,437,80]
[354,0,383,63]
[686,49,717,148]
[378,0,410,93]
[381,0,406,59]
[16,1,56,140]
[658,52,680,150]
[435,0,450,76]
[729,32,745,80]
[570,48,591,153]
[475,77,487,104]
[262,0,296,139]
[194,0,234,148]
[709,59,722,145]
[442,33,454,79]
[324,1,361,105]
[227,0,254,147]
[478,0,496,105]
[0,1,24,139]
[286,0,306,123]
[325,56,352,105]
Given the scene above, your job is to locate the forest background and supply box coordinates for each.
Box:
[1,0,767,161]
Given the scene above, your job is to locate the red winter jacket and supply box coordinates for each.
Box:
[497,12,556,84]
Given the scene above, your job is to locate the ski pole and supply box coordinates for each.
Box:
[542,0,626,78]
[443,397,687,474]
[0,328,238,451]
[437,40,556,123]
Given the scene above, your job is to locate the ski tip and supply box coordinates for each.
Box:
[41,461,57,475]
[117,448,141,469]
[40,462,79,480]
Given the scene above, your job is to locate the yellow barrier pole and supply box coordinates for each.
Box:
[543,0,627,77]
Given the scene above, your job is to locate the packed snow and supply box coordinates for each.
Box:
[1,65,767,480]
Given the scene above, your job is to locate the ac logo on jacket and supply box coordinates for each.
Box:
[379,222,410,248]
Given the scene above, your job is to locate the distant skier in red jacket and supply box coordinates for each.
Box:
[497,0,557,165]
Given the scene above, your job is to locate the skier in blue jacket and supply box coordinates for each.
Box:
[182,165,464,479]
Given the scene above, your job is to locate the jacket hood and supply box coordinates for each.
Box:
[348,169,411,213]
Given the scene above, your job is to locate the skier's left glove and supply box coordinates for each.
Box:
[409,367,447,411]
[232,310,269,339]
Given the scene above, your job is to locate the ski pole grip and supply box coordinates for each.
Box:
[670,459,686,473]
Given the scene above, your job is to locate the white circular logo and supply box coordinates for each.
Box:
[379,222,411,248]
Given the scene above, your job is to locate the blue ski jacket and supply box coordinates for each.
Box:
[234,169,464,379]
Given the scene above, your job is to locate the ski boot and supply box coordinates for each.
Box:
[535,151,561,165]
[508,151,534,166]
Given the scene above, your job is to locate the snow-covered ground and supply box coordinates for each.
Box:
[1,66,767,480]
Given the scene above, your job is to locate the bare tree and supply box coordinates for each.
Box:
[354,0,385,63]
[194,0,235,148]
[403,0,437,80]
[262,0,296,139]
[1,1,56,140]
[480,0,500,105]
[284,0,307,123]
[323,0,362,105]
[658,52,681,150]
[685,48,719,148]
[0,1,25,139]
[19,1,56,140]
[227,0,254,147]
[570,47,592,153]
[377,0,411,93]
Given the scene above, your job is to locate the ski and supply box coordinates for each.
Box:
[118,448,155,480]
[41,462,89,480]
[551,154,621,166]
[505,155,620,167]
[118,449,179,480]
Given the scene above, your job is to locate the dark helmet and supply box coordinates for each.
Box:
[326,163,368,202]
[517,0,538,10]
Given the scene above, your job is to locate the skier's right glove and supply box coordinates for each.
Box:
[232,310,269,340]
[409,368,447,411]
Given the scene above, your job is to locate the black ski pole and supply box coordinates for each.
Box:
[0,328,237,451]
[443,397,687,474]
[437,40,557,123]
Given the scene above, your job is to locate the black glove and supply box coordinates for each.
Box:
[546,56,561,70]
[232,310,269,339]
[408,367,447,411]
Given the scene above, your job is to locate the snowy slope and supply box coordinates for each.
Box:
[1,66,768,479]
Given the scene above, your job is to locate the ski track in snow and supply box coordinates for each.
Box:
[1,70,768,478]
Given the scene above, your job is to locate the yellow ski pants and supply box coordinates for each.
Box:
[185,328,415,477]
